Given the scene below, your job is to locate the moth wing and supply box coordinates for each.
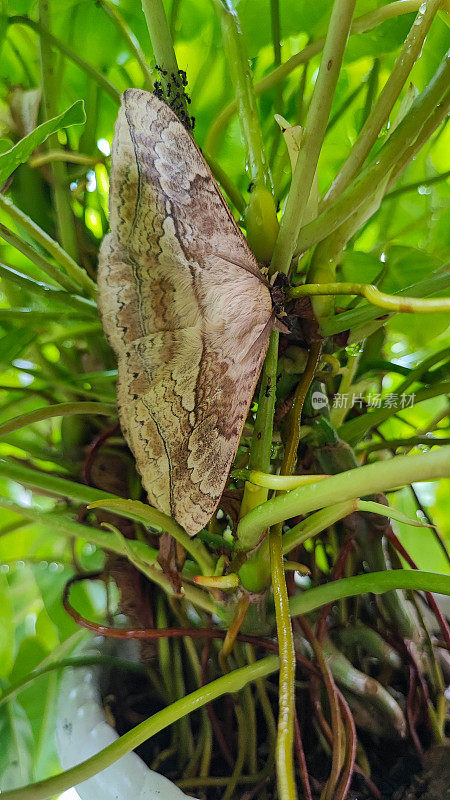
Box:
[115,320,272,536]
[98,89,273,535]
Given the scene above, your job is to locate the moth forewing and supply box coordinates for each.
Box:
[98,88,273,536]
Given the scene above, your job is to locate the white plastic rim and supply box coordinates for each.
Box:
[55,641,198,800]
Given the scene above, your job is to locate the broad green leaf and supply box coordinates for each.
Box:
[0,701,33,789]
[0,100,86,186]
[387,486,450,573]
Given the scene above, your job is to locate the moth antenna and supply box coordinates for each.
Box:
[212,251,270,286]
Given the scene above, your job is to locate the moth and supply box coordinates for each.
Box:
[98,88,282,536]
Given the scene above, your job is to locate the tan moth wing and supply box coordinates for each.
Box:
[98,89,273,536]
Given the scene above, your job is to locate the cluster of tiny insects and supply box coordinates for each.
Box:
[153,65,195,131]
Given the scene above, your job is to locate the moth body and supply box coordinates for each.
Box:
[98,89,273,535]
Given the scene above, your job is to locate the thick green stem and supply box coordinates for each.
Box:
[289,570,450,616]
[141,0,190,125]
[205,0,426,153]
[296,55,450,253]
[270,0,356,277]
[385,94,450,191]
[270,523,297,800]
[282,500,357,553]
[237,447,450,549]
[216,0,271,191]
[323,0,442,207]
[0,656,280,800]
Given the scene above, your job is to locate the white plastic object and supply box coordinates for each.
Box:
[55,641,198,800]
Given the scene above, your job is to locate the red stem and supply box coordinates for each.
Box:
[385,527,450,649]
[63,572,319,674]
[294,709,313,800]
[84,423,120,484]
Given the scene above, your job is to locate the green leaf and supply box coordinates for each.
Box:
[0,701,33,789]
[357,499,433,528]
[0,100,86,185]
[0,573,14,679]
[0,328,37,369]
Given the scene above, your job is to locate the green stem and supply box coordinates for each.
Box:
[205,0,426,153]
[386,97,450,191]
[323,639,407,737]
[296,55,450,254]
[38,0,81,260]
[237,447,450,549]
[282,500,357,553]
[396,345,450,394]
[222,704,247,800]
[270,523,298,800]
[289,570,450,617]
[359,436,450,453]
[0,263,97,314]
[0,459,178,534]
[339,381,450,445]
[203,150,246,214]
[8,16,121,102]
[215,0,271,191]
[0,656,280,800]
[233,470,329,490]
[289,282,450,313]
[320,268,450,337]
[0,461,215,577]
[323,0,442,207]
[386,169,450,200]
[0,497,159,564]
[29,150,101,167]
[88,498,215,575]
[0,401,116,438]
[0,194,97,298]
[330,351,360,427]
[0,221,84,295]
[270,0,356,277]
[141,0,190,124]
[98,0,154,88]
[359,57,380,130]
[336,623,402,670]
